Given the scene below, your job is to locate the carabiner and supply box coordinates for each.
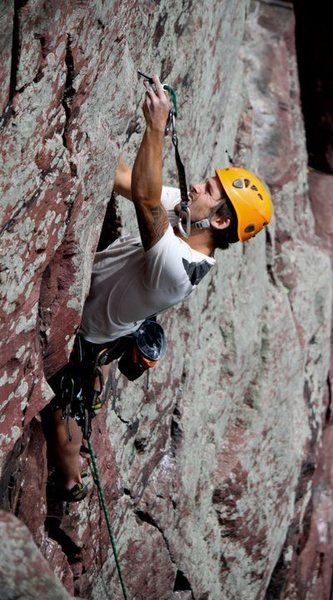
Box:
[165,110,176,137]
[178,206,191,239]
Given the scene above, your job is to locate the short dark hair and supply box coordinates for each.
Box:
[211,198,239,250]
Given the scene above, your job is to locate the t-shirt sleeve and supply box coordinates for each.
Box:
[143,225,193,297]
[160,186,180,228]
[161,186,180,211]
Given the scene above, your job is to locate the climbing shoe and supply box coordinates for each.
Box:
[61,482,88,502]
[47,472,88,503]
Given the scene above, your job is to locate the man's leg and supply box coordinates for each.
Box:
[48,363,112,488]
[48,410,83,491]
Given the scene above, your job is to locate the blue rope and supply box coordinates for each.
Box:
[88,438,129,600]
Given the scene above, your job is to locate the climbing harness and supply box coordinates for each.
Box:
[51,335,121,440]
[138,70,191,238]
[49,319,165,441]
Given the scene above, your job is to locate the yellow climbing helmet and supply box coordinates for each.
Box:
[215,167,273,242]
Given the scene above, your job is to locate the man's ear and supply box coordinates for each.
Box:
[210,214,230,230]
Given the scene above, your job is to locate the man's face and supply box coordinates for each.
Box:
[175,175,226,222]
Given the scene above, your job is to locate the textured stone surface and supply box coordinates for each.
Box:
[0,509,73,599]
[0,1,332,599]
[0,1,13,117]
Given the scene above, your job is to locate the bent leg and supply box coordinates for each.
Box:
[48,410,83,491]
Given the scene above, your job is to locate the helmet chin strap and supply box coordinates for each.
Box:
[191,218,211,229]
[178,200,226,237]
[177,214,211,238]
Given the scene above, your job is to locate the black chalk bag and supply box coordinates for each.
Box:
[118,319,166,381]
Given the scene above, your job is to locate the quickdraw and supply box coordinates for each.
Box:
[138,70,191,238]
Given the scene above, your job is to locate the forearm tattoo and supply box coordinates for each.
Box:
[136,204,169,250]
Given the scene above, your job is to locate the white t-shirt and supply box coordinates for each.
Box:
[79,187,215,343]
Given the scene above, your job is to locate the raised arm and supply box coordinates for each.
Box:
[131,75,171,251]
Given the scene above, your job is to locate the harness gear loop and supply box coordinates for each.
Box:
[60,375,75,441]
[81,346,113,440]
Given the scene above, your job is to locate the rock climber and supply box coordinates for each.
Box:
[45,75,273,502]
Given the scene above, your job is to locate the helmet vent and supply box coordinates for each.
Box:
[244,178,250,187]
[245,224,255,233]
[258,193,263,200]
[232,179,243,189]
[251,184,258,191]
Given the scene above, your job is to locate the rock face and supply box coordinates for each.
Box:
[0,1,332,599]
[0,509,73,600]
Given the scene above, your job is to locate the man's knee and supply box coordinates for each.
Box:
[50,411,82,447]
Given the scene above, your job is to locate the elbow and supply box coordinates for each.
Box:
[131,186,162,207]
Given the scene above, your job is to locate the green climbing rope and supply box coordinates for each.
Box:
[88,438,129,600]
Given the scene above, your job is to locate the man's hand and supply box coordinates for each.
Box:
[143,75,171,133]
[131,75,170,251]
